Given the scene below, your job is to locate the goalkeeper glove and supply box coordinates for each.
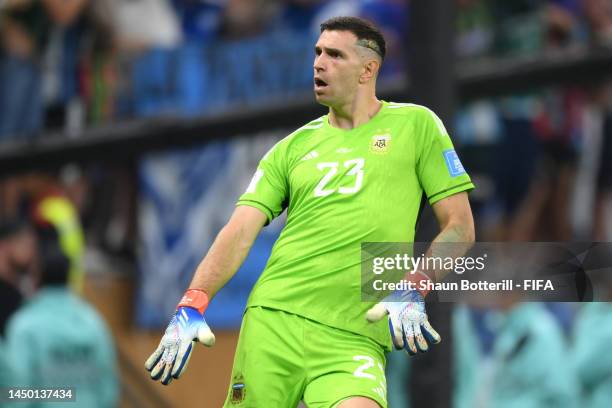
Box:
[366,289,441,355]
[145,289,215,385]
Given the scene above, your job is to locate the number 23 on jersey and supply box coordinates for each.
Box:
[314,158,365,197]
[247,158,366,198]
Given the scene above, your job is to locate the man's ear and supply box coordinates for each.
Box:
[360,59,380,84]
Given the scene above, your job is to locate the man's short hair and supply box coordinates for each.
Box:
[320,16,386,61]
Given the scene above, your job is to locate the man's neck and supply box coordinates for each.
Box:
[328,95,382,130]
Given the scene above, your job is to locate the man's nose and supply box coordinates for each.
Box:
[314,55,325,71]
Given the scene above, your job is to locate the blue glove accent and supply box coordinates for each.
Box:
[145,306,215,385]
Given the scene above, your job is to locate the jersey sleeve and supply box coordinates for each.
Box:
[415,108,475,205]
[236,138,289,224]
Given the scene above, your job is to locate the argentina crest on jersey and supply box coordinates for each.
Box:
[230,374,246,403]
[443,149,466,177]
[370,129,392,154]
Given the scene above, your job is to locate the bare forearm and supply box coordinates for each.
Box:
[425,221,475,283]
[189,223,256,298]
[432,220,475,245]
[413,192,475,285]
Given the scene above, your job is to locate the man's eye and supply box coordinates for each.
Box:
[329,52,340,58]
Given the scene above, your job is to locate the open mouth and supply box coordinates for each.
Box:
[314,78,328,88]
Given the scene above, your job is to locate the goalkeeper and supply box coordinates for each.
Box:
[145,16,475,408]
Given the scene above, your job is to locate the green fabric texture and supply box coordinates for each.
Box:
[237,101,474,349]
[224,306,387,407]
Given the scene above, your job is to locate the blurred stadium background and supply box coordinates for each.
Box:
[1,0,612,407]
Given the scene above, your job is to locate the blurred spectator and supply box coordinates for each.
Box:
[385,350,411,408]
[583,0,612,45]
[0,0,89,140]
[171,0,225,43]
[4,237,118,407]
[571,84,611,239]
[74,164,136,260]
[0,338,13,389]
[0,218,36,337]
[19,173,86,294]
[110,0,182,51]
[573,303,612,407]
[529,88,583,240]
[490,0,545,56]
[218,0,277,40]
[454,302,579,408]
[41,0,91,132]
[488,88,583,241]
[594,92,612,240]
[77,1,118,126]
[489,95,540,240]
[0,0,48,140]
[456,0,495,57]
[543,302,577,336]
[108,0,182,116]
[546,0,584,49]
[279,0,326,32]
[2,164,136,273]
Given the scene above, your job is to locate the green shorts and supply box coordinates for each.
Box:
[223,306,388,408]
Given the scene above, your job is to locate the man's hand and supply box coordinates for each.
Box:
[145,290,215,385]
[366,290,441,355]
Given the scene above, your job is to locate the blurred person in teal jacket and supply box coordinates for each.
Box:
[0,338,14,389]
[573,302,612,408]
[4,235,118,407]
[453,301,578,408]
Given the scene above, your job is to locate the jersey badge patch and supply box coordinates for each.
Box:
[443,149,466,177]
[370,130,392,154]
[230,374,246,404]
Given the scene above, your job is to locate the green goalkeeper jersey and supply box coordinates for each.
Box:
[237,101,474,349]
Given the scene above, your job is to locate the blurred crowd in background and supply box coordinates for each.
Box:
[1,0,611,139]
[1,0,612,407]
[0,0,408,138]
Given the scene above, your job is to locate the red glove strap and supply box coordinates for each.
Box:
[177,289,210,314]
